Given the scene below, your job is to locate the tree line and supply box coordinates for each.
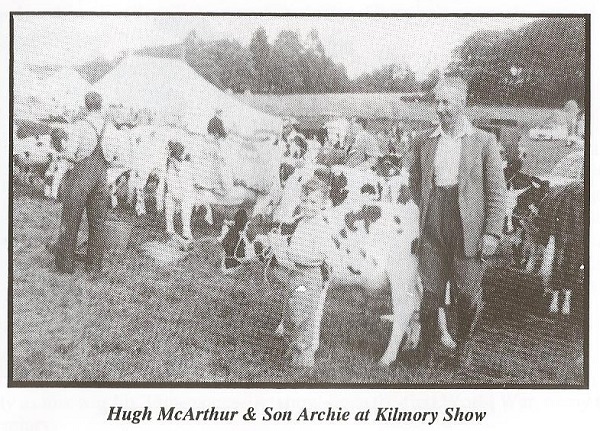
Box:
[77,18,585,107]
[447,17,585,107]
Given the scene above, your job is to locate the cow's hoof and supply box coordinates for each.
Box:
[440,334,457,351]
[377,356,395,367]
[274,322,285,337]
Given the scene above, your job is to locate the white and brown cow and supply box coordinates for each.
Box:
[221,158,424,366]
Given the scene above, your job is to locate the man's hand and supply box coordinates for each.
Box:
[481,234,500,258]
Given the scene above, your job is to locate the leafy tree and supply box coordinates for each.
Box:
[186,39,256,92]
[267,31,305,93]
[249,27,270,92]
[349,63,419,93]
[420,68,441,92]
[451,18,585,107]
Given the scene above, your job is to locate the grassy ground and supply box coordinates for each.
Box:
[11,169,584,384]
[11,100,584,384]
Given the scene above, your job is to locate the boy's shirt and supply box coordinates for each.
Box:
[287,214,331,267]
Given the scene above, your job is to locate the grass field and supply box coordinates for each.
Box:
[236,93,557,127]
[11,185,584,384]
[10,102,585,385]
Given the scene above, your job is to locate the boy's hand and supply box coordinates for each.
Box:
[481,234,500,259]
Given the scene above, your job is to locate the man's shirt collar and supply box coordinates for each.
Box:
[429,116,475,139]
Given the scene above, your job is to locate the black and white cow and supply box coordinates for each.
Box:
[13,121,61,186]
[165,130,319,243]
[42,122,135,206]
[221,157,424,366]
[508,170,584,316]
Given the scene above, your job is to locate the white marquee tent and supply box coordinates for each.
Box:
[43,68,94,104]
[94,56,282,137]
[14,66,48,120]
[14,66,45,101]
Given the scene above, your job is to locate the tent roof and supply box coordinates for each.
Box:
[14,66,44,99]
[93,55,281,136]
[42,68,94,106]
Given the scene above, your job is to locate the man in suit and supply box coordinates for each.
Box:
[409,76,506,368]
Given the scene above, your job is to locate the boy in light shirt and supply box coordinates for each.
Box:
[284,176,332,368]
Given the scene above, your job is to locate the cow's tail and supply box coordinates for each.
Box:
[540,234,556,292]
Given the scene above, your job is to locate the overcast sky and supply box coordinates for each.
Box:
[13,15,536,79]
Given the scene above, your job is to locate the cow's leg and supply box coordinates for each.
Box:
[110,184,118,208]
[164,191,176,236]
[154,174,165,213]
[127,172,137,207]
[561,289,572,315]
[181,199,194,240]
[274,320,285,337]
[380,253,419,366]
[524,242,538,273]
[505,215,514,234]
[204,204,214,225]
[549,290,559,313]
[134,173,147,215]
[540,235,556,292]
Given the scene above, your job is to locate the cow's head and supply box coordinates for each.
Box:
[50,127,69,152]
[14,135,55,170]
[284,135,309,159]
[324,118,349,149]
[167,140,187,162]
[509,176,550,231]
[372,154,403,178]
[108,170,134,209]
[220,163,331,272]
[221,208,252,271]
[389,121,416,155]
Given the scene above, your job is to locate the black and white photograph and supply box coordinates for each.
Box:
[8,12,588,388]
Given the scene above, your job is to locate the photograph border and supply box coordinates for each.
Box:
[7,11,590,389]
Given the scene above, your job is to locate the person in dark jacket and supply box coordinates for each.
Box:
[410,77,506,368]
[54,91,110,276]
[207,109,227,139]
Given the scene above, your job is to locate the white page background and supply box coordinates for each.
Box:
[1,1,597,429]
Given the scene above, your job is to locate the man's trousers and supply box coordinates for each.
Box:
[55,146,109,273]
[419,185,485,356]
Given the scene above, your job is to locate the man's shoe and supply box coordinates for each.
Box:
[291,351,315,368]
[55,255,75,274]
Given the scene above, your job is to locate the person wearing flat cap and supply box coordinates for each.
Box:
[409,76,506,368]
[54,91,111,276]
[207,109,227,140]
